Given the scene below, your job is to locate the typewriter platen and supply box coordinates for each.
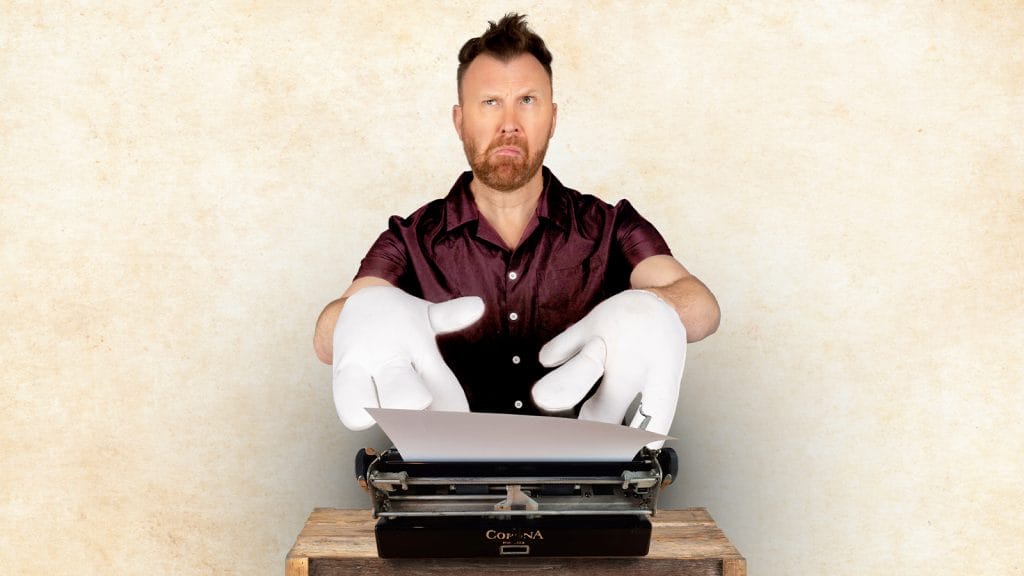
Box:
[355,446,678,558]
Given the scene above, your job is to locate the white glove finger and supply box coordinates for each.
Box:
[373,362,434,411]
[578,369,646,426]
[415,354,471,412]
[427,296,485,334]
[333,363,380,431]
[532,338,607,412]
[538,319,592,368]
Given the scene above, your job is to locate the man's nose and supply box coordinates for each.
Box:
[500,106,520,134]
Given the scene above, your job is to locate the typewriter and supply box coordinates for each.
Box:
[354,445,678,558]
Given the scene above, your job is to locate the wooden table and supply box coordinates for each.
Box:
[286,508,746,576]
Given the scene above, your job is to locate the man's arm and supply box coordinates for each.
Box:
[630,254,720,343]
[313,276,393,364]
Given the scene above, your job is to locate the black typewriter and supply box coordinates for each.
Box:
[354,446,678,558]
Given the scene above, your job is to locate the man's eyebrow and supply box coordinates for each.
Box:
[518,89,546,100]
[472,87,544,101]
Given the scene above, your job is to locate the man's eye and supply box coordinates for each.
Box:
[483,99,497,106]
[521,96,535,104]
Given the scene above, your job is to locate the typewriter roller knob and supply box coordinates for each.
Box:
[657,447,679,487]
[354,447,377,491]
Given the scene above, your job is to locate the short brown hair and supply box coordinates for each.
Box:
[457,13,553,97]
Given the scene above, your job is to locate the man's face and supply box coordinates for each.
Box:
[454,53,557,192]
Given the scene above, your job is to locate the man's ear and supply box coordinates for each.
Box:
[452,105,464,141]
[550,102,558,139]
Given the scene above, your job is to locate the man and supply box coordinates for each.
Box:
[314,14,719,437]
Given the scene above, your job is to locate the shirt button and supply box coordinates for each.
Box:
[508,271,518,280]
[509,312,519,321]
[514,400,523,409]
[512,355,521,365]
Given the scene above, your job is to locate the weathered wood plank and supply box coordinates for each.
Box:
[723,557,748,576]
[284,557,307,576]
[310,557,724,576]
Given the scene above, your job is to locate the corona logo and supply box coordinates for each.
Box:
[485,529,544,541]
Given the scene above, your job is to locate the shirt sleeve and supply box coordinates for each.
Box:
[613,199,673,268]
[353,215,410,285]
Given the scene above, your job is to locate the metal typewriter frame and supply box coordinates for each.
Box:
[357,447,676,520]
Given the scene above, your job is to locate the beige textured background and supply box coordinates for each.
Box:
[2,2,1022,574]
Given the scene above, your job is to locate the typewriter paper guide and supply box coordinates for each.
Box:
[367,408,671,462]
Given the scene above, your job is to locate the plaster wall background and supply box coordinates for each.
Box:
[2,2,1021,574]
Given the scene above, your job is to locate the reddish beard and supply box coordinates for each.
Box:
[465,135,547,192]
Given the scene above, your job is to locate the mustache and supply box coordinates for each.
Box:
[486,137,527,155]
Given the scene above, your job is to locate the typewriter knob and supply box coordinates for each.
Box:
[657,447,679,487]
[354,447,377,490]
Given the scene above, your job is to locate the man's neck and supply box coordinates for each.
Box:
[470,170,545,250]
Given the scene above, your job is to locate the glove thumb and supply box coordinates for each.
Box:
[538,319,589,367]
[427,296,485,334]
[532,337,607,411]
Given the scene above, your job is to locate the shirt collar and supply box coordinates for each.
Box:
[444,167,569,233]
[538,168,569,231]
[444,171,478,232]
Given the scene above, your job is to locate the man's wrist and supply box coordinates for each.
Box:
[314,297,348,364]
[638,286,682,318]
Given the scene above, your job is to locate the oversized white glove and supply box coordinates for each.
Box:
[332,286,484,431]
[531,290,687,441]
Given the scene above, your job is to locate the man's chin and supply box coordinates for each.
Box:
[484,173,525,192]
[475,160,542,192]
[473,161,520,190]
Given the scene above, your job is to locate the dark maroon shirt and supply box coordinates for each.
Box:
[355,167,671,415]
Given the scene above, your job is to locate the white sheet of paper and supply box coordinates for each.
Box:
[366,408,671,462]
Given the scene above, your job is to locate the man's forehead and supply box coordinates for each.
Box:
[461,53,551,93]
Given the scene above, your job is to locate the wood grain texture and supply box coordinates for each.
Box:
[286,508,745,576]
[285,557,308,576]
